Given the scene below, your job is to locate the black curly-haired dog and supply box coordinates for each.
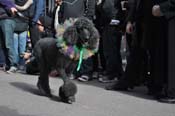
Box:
[32,17,99,104]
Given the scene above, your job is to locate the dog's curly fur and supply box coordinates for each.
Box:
[32,17,99,104]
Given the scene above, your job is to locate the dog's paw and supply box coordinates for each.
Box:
[67,96,76,104]
[59,82,77,104]
[37,81,52,97]
[60,96,76,104]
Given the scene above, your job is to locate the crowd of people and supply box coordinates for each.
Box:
[0,0,175,104]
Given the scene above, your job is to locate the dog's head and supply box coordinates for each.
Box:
[63,17,99,51]
[59,81,77,104]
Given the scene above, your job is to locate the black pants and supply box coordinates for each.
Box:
[92,27,106,72]
[102,25,123,79]
[145,18,167,94]
[29,25,40,48]
[121,46,148,86]
[121,18,167,92]
[0,48,5,65]
[74,57,93,77]
[167,18,175,97]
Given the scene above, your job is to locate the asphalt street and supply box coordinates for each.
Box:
[0,70,175,116]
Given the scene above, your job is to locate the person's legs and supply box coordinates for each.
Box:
[105,22,149,90]
[0,19,17,72]
[0,48,5,68]
[18,31,27,55]
[14,33,19,63]
[29,25,40,48]
[0,29,5,67]
[99,26,123,83]
[76,58,93,82]
[167,19,175,99]
[18,31,27,67]
[158,18,175,103]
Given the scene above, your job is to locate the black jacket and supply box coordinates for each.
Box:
[95,0,124,26]
[0,0,14,19]
[126,0,168,49]
[127,0,168,22]
[160,0,175,19]
[58,0,95,23]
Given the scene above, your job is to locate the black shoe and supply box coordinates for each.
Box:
[37,81,52,97]
[105,81,133,91]
[158,96,175,104]
[153,92,166,100]
[105,84,127,91]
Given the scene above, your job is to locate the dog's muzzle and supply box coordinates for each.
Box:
[77,28,90,48]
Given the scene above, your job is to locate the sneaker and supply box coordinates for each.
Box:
[16,65,26,74]
[69,74,76,80]
[0,64,5,71]
[98,76,118,83]
[158,96,175,104]
[6,66,17,74]
[92,71,98,79]
[1,64,10,71]
[18,65,25,70]
[78,75,90,82]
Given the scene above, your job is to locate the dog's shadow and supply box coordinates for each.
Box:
[10,82,62,102]
[0,106,36,116]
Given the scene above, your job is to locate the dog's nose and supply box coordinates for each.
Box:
[84,38,89,43]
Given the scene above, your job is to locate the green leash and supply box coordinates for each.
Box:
[76,48,84,71]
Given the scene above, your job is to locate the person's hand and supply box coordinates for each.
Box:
[121,1,128,11]
[152,5,163,17]
[37,20,44,32]
[97,0,102,5]
[23,52,32,60]
[38,25,44,32]
[10,7,17,15]
[126,22,133,34]
[55,0,62,6]
[110,19,120,25]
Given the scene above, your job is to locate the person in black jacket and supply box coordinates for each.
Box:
[152,0,175,103]
[106,0,168,99]
[98,0,124,83]
[13,0,33,71]
[28,0,44,47]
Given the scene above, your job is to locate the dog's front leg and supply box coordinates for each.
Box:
[37,61,52,97]
[58,68,77,104]
[59,68,69,83]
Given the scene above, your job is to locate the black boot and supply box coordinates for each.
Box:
[105,80,134,91]
[158,96,175,104]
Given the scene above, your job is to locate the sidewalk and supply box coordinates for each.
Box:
[0,70,174,116]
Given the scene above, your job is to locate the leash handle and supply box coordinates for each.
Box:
[16,12,54,32]
[76,49,83,71]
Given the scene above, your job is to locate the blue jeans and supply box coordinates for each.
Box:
[0,19,17,67]
[14,31,27,65]
[0,48,5,65]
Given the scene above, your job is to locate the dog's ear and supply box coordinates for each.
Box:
[87,27,100,51]
[63,26,78,45]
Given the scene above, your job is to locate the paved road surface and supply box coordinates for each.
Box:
[0,70,175,116]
